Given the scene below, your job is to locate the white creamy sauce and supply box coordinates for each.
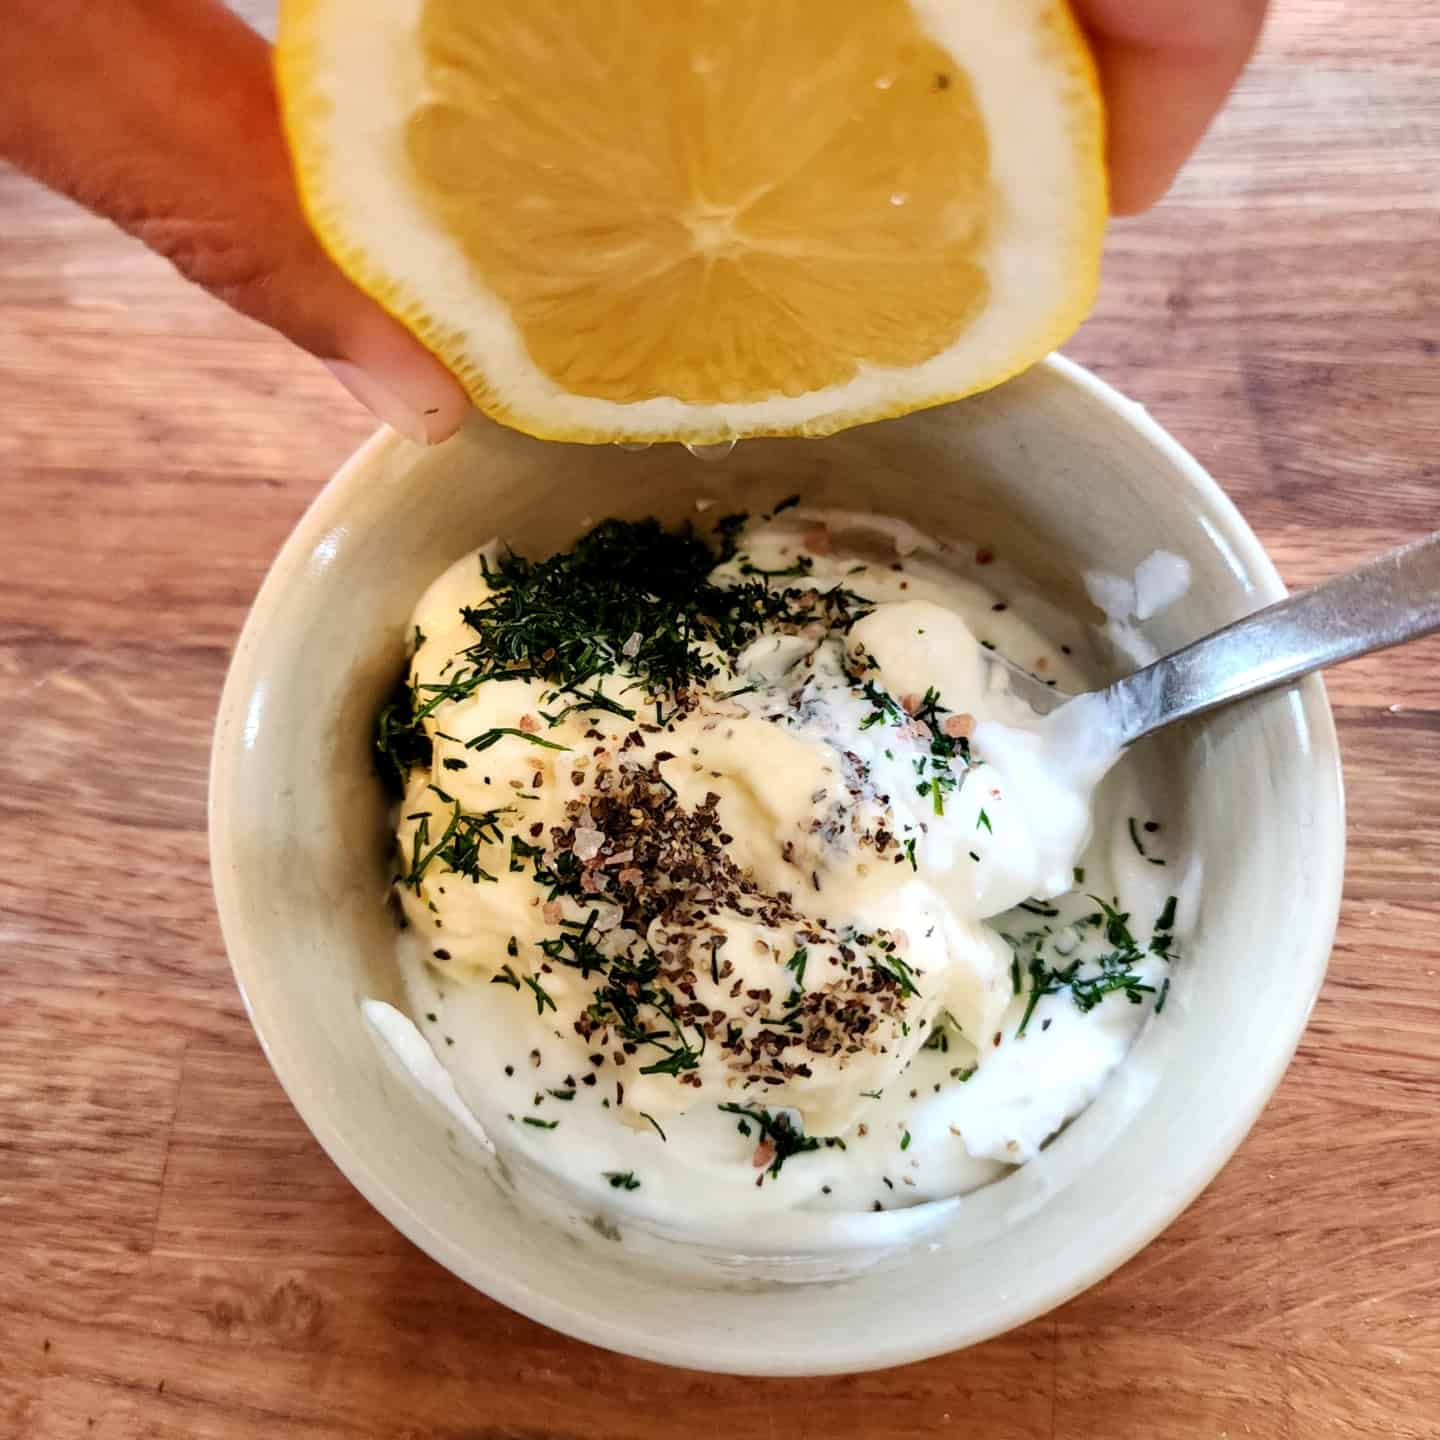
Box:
[376,512,1188,1230]
[1085,549,1191,666]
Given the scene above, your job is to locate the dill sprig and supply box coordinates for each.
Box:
[718,1103,843,1182]
[1011,893,1179,1036]
[463,727,570,755]
[585,944,707,1078]
[399,790,507,891]
[375,674,432,796]
[458,518,818,701]
[373,517,877,790]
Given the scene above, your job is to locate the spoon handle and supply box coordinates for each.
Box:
[1106,530,1440,747]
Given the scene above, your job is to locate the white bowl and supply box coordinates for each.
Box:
[210,355,1344,1375]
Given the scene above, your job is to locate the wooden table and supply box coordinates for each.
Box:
[3,4,1438,1436]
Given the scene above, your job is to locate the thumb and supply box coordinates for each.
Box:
[1,0,469,445]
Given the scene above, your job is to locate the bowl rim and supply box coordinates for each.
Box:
[209,353,1346,1374]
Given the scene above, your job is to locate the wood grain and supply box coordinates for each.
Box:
[2,3,1439,1435]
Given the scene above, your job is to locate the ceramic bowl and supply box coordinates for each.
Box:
[210,355,1344,1375]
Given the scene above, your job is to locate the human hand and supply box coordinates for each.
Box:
[1072,0,1270,214]
[2,1,1267,447]
[1,0,471,445]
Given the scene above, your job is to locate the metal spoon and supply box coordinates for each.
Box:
[989,530,1440,758]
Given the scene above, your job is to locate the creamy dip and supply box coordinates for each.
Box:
[376,509,1185,1225]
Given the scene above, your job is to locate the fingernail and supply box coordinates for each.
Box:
[324,359,435,444]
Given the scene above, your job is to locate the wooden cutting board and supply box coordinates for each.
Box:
[2,3,1437,1435]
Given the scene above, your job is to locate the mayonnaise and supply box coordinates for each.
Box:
[375,511,1186,1226]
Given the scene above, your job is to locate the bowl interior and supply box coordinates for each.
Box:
[211,357,1343,1375]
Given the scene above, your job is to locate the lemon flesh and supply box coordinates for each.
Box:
[279,0,1105,442]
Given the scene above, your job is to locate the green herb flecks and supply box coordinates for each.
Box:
[1010,890,1178,1035]
[400,793,507,891]
[538,909,612,979]
[375,675,433,797]
[585,944,706,1079]
[374,517,882,797]
[1018,899,1059,917]
[858,679,905,730]
[464,727,570,755]
[719,1103,843,1183]
[784,947,808,1002]
[457,519,848,705]
[604,1170,642,1190]
[1129,816,1169,867]
[523,974,557,1016]
[739,555,815,581]
[869,939,920,999]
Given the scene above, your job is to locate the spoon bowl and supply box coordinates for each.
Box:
[987,529,1440,760]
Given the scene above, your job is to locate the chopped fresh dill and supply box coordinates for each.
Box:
[604,1170,641,1190]
[374,675,433,796]
[869,946,919,998]
[374,518,878,798]
[785,947,809,983]
[739,555,815,581]
[400,798,506,891]
[585,944,706,1078]
[539,910,611,979]
[523,974,556,1015]
[464,727,570,754]
[1018,899,1059,917]
[719,1103,841,1182]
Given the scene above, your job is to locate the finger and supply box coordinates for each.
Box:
[0,0,468,443]
[1073,0,1270,214]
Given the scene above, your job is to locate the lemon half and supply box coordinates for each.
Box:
[278,0,1105,442]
